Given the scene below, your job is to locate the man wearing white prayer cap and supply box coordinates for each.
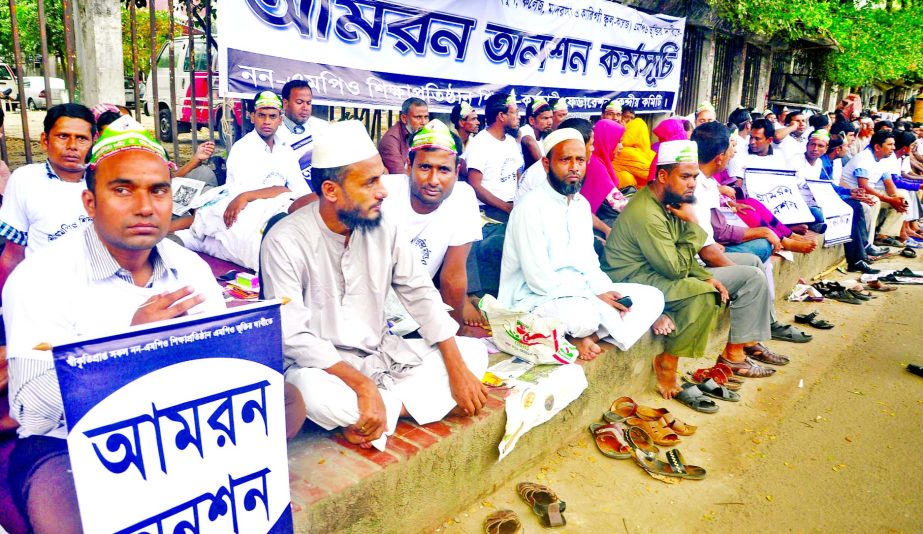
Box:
[499,128,665,360]
[260,120,488,450]
[606,140,779,412]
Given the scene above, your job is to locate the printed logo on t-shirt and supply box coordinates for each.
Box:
[411,236,430,266]
[47,214,92,242]
[499,157,518,183]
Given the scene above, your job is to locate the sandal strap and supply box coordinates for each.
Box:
[665,449,688,475]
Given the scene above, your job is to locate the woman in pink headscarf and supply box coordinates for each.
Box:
[581,118,626,238]
[648,117,689,182]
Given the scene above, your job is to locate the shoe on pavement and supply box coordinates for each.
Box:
[847,260,880,274]
[865,244,890,256]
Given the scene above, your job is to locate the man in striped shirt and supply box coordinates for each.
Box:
[2,117,305,533]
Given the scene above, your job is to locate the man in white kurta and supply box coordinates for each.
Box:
[260,121,488,451]
[498,128,665,360]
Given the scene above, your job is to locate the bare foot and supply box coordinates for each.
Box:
[652,354,681,399]
[343,425,373,449]
[651,314,675,336]
[570,335,602,361]
[463,297,487,327]
[782,236,817,253]
[789,224,809,235]
[459,324,491,338]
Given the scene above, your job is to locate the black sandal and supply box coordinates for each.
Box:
[794,311,835,329]
[901,247,917,258]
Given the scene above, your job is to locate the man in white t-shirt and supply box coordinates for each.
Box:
[841,130,907,245]
[382,120,485,335]
[279,79,327,189]
[464,91,523,296]
[0,104,96,295]
[787,130,830,233]
[772,110,808,161]
[519,97,553,170]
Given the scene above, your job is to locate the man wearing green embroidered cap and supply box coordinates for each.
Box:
[450,101,479,152]
[600,99,621,122]
[520,96,553,170]
[2,116,308,533]
[548,98,569,129]
[382,119,487,336]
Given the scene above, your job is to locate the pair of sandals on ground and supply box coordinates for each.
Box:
[483,482,567,533]
[812,280,878,304]
[675,344,788,413]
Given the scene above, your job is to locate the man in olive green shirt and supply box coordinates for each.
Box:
[605,140,779,403]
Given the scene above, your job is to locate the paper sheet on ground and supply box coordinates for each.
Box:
[498,364,588,461]
[744,168,814,224]
[807,180,853,246]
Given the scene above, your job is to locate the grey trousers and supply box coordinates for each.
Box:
[706,257,772,344]
[725,252,778,323]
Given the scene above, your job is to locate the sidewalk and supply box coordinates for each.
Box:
[447,255,923,533]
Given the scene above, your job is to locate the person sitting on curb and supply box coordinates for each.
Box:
[260,120,488,451]
[3,117,306,533]
[604,140,785,406]
[499,127,665,360]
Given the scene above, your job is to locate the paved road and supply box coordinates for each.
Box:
[446,255,923,533]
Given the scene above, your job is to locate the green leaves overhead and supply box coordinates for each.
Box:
[707,0,923,86]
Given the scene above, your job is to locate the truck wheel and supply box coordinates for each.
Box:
[158,107,173,142]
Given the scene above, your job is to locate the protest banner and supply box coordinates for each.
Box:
[53,301,292,534]
[807,180,853,247]
[219,0,685,113]
[744,168,815,225]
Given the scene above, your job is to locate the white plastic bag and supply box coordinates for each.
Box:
[479,295,578,365]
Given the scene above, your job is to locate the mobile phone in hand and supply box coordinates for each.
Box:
[615,295,633,308]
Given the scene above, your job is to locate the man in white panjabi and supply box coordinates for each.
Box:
[260,120,488,450]
[498,128,665,361]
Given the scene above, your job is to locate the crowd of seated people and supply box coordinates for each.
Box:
[0,87,921,532]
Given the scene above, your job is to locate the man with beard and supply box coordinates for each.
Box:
[465,91,522,296]
[519,96,553,170]
[499,128,664,360]
[605,141,777,409]
[260,120,488,451]
[381,120,486,335]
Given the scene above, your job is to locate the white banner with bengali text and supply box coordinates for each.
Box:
[218,0,685,113]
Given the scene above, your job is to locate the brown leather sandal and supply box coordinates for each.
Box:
[744,343,790,366]
[517,482,566,528]
[625,417,681,447]
[484,509,522,534]
[717,356,775,378]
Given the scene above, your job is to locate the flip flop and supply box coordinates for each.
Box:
[691,378,741,402]
[865,280,897,292]
[517,482,566,528]
[875,236,903,247]
[624,417,682,447]
[632,448,707,481]
[683,373,743,391]
[710,363,746,384]
[902,247,918,258]
[589,423,632,460]
[770,323,813,343]
[895,267,923,277]
[673,383,720,413]
[717,356,776,378]
[744,343,791,366]
[846,288,873,301]
[484,510,523,534]
[828,289,863,304]
[794,311,835,329]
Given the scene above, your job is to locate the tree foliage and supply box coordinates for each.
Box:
[121,6,172,77]
[707,0,923,87]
